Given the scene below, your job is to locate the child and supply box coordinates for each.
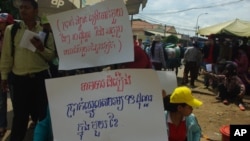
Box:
[163,86,202,141]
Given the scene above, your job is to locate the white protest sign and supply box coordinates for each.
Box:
[206,64,212,72]
[45,69,168,141]
[19,30,45,52]
[156,71,177,95]
[47,0,134,70]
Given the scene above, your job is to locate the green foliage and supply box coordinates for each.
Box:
[164,35,179,44]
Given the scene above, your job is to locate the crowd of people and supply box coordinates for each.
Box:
[178,36,249,111]
[0,1,203,139]
[0,0,156,140]
[200,36,250,111]
[0,0,249,140]
[137,32,249,112]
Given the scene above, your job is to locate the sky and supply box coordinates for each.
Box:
[133,0,250,36]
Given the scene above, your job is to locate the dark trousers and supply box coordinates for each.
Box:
[218,84,243,104]
[152,62,163,70]
[183,61,198,86]
[0,90,7,128]
[9,70,50,141]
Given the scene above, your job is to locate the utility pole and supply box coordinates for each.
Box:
[164,24,166,37]
[195,13,208,38]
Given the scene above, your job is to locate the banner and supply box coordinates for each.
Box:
[45,69,168,141]
[47,0,134,70]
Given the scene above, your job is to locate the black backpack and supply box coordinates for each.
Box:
[161,43,168,61]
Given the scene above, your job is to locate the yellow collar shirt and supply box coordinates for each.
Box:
[0,21,56,80]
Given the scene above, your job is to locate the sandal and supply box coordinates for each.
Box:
[223,99,229,105]
[239,104,245,111]
[0,128,7,137]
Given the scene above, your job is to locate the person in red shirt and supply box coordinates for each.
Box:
[120,34,152,69]
[201,36,219,88]
[163,86,202,141]
[123,44,152,69]
[133,35,139,47]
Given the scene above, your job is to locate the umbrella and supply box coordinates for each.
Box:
[13,0,147,16]
[198,18,250,37]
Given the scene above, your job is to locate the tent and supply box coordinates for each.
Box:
[197,19,250,37]
[13,0,147,16]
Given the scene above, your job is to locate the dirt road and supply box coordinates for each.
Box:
[177,68,250,141]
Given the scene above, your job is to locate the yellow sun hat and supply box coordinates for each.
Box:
[170,86,203,108]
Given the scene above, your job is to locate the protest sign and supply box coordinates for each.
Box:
[206,64,212,72]
[45,69,168,141]
[19,30,45,52]
[47,0,134,70]
[156,71,177,95]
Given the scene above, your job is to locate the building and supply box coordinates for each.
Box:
[131,19,191,45]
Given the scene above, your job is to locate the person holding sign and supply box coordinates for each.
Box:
[0,0,56,140]
[163,86,202,141]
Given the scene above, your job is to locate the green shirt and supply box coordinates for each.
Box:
[0,21,56,80]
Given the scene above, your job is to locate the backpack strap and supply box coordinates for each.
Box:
[10,22,21,56]
[42,29,50,47]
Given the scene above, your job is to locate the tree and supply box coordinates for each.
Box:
[164,35,179,44]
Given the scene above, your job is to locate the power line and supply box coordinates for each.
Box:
[140,0,244,15]
[134,0,246,34]
[133,0,248,35]
[135,14,195,32]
